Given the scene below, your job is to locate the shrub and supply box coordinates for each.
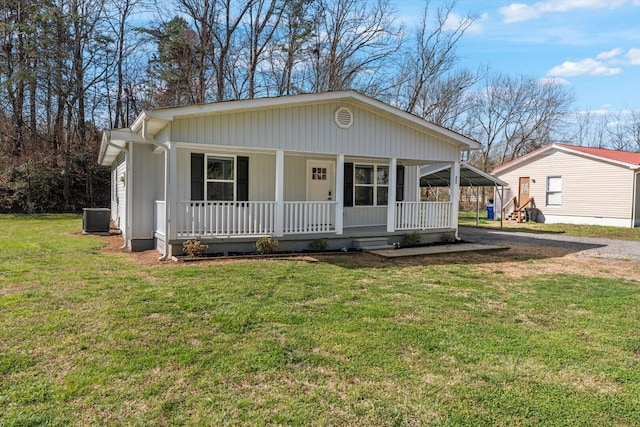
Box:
[183,238,208,257]
[402,231,422,247]
[309,239,329,252]
[255,236,279,254]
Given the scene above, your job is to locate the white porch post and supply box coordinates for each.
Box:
[387,157,397,232]
[275,150,285,237]
[166,142,178,256]
[335,154,344,234]
[450,159,460,235]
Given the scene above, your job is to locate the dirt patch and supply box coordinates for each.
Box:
[98,234,640,281]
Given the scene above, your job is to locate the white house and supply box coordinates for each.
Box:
[99,90,481,257]
[491,143,640,228]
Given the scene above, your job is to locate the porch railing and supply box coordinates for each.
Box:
[177,201,277,238]
[155,200,166,236]
[284,201,336,234]
[395,201,451,230]
[169,200,449,238]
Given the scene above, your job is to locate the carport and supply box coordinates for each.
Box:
[420,162,508,228]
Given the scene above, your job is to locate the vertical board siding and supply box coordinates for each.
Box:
[284,156,307,200]
[131,143,164,239]
[171,102,457,162]
[111,164,118,222]
[635,173,640,226]
[404,166,419,202]
[344,207,386,227]
[495,150,634,220]
[115,154,127,233]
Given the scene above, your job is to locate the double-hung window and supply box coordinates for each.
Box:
[354,164,389,206]
[207,156,235,201]
[546,176,562,206]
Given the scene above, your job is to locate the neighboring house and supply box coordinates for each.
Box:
[491,143,640,228]
[99,90,481,257]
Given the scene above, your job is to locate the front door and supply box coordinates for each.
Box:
[307,160,335,201]
[518,177,530,207]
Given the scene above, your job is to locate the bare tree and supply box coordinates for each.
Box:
[266,0,314,96]
[243,0,286,98]
[466,73,574,171]
[627,108,640,152]
[309,0,401,93]
[393,0,478,123]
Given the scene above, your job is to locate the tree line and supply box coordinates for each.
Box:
[0,0,638,213]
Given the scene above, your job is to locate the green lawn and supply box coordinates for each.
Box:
[1,215,640,425]
[459,211,640,241]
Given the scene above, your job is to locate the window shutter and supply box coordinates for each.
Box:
[236,156,249,201]
[190,153,204,200]
[344,162,354,207]
[396,165,405,202]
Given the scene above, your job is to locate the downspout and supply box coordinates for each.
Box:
[141,119,171,261]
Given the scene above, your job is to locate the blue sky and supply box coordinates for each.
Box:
[396,0,640,114]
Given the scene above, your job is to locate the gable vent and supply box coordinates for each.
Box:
[334,107,353,129]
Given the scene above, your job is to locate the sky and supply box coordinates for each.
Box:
[396,0,640,115]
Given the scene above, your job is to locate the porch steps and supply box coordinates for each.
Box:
[353,237,394,251]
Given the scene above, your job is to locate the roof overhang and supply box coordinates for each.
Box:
[98,128,150,166]
[420,162,508,188]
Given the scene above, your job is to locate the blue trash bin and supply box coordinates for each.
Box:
[487,205,494,220]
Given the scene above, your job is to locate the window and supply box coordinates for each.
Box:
[354,164,389,206]
[207,156,235,201]
[312,167,327,181]
[546,176,562,206]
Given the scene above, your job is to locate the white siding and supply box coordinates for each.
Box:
[110,163,118,222]
[404,165,419,202]
[171,102,458,162]
[494,150,635,223]
[344,207,386,227]
[130,143,164,239]
[284,155,307,201]
[635,172,640,227]
[115,153,127,233]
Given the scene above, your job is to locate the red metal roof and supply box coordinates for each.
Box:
[556,144,640,165]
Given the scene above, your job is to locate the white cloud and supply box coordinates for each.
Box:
[539,77,570,86]
[499,0,639,23]
[547,58,622,77]
[596,48,623,60]
[443,12,488,36]
[627,48,640,65]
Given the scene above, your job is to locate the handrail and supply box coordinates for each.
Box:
[517,197,534,211]
[502,196,517,219]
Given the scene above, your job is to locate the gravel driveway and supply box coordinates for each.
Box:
[459,226,640,262]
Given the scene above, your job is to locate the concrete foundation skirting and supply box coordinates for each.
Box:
[165,228,457,256]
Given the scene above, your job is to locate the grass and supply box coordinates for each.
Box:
[2,214,640,425]
[459,210,640,241]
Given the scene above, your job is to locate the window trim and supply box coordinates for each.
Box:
[546,175,562,207]
[206,155,236,201]
[354,163,389,207]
